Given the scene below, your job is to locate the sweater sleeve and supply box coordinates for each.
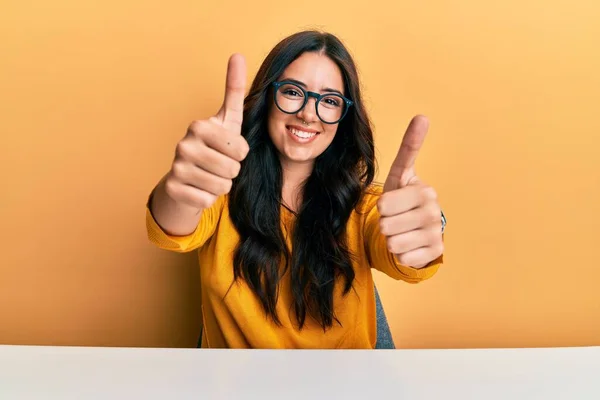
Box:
[146,195,226,253]
[362,185,443,283]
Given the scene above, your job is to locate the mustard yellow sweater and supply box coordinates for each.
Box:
[146,184,442,348]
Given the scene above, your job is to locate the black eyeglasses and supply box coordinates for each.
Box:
[272,81,354,124]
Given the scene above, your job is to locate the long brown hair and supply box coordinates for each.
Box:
[228,30,376,330]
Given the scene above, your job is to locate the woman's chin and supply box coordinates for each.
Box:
[280,148,318,165]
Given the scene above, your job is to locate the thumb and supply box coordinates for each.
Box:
[383,115,429,192]
[216,53,247,133]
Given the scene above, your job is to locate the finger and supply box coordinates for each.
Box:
[172,161,233,196]
[203,119,250,162]
[176,140,241,180]
[388,115,429,176]
[187,119,249,161]
[218,53,247,132]
[194,146,241,180]
[379,203,441,236]
[395,246,442,269]
[377,184,437,217]
[386,229,433,255]
[164,180,217,210]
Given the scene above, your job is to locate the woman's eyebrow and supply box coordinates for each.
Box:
[282,78,343,96]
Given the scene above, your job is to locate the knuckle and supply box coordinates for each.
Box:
[188,119,209,135]
[239,139,250,160]
[202,197,215,209]
[195,196,211,210]
[228,136,249,162]
[230,161,241,178]
[195,190,215,209]
[377,195,388,215]
[386,237,398,254]
[175,140,192,159]
[422,186,438,202]
[379,218,391,236]
[436,242,445,256]
[164,178,180,199]
[396,253,409,266]
[379,219,387,236]
[221,179,233,194]
[171,161,186,178]
[426,204,441,223]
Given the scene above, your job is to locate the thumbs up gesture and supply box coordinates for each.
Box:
[377,115,444,269]
[164,54,250,211]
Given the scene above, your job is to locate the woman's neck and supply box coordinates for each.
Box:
[280,158,314,212]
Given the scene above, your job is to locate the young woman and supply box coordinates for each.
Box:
[146,30,445,348]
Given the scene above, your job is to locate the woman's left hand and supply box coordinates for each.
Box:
[377,115,444,269]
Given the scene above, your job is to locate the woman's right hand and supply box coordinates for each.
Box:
[164,54,250,211]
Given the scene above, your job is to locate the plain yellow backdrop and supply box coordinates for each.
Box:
[1,0,599,348]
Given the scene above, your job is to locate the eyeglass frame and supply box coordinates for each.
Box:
[271,80,354,124]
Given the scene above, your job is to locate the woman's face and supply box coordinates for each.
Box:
[267,51,345,168]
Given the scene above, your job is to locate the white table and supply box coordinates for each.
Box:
[1,345,599,399]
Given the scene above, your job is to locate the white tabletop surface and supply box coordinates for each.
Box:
[0,345,599,399]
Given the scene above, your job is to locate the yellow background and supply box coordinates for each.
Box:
[1,0,599,348]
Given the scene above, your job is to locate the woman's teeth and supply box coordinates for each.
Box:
[290,128,317,139]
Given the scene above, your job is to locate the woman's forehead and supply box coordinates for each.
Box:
[280,52,344,93]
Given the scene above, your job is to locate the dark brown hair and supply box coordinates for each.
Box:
[228,30,376,330]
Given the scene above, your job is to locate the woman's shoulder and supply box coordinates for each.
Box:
[364,182,384,196]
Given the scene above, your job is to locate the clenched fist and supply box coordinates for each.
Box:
[378,115,445,269]
[164,54,250,211]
